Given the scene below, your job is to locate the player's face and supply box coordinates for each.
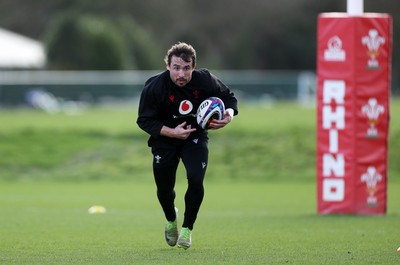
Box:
[167,55,194,87]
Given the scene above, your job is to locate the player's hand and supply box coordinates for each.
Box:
[160,122,196,139]
[208,111,232,130]
[173,122,196,139]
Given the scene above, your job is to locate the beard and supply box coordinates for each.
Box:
[175,78,189,87]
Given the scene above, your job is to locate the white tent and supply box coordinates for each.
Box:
[0,28,46,68]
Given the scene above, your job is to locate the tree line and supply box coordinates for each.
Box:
[0,0,398,76]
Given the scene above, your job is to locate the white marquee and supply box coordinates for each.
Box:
[0,28,46,68]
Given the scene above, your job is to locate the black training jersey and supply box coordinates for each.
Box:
[137,68,238,147]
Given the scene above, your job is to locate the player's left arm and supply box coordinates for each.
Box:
[209,72,239,116]
[207,72,238,130]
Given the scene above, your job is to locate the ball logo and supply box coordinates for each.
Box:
[198,100,210,112]
[179,100,193,115]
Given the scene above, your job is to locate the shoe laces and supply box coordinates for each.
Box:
[166,220,176,231]
[180,228,191,240]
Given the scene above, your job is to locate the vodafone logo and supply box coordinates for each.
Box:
[179,100,193,115]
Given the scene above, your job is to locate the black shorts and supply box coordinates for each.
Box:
[151,137,209,181]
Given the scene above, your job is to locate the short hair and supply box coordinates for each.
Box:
[164,42,196,67]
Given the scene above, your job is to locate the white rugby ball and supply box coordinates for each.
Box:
[196,97,225,129]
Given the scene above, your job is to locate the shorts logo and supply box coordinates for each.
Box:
[179,100,193,115]
[154,155,162,164]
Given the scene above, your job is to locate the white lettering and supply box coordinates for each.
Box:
[329,130,339,153]
[323,106,345,129]
[323,179,345,201]
[323,154,344,176]
[321,79,346,203]
[323,80,345,104]
[329,129,338,153]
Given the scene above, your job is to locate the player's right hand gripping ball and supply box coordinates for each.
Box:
[196,97,225,129]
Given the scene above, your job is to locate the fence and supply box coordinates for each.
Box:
[0,70,317,106]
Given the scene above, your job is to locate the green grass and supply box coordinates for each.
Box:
[0,100,399,182]
[0,100,400,264]
[1,181,399,264]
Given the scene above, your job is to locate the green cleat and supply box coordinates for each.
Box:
[164,208,178,247]
[177,227,192,250]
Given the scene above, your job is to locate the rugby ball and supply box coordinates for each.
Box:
[196,97,225,129]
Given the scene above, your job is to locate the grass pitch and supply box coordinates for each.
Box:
[0,99,399,264]
[0,100,398,182]
[1,181,399,265]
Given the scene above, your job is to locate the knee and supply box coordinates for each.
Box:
[157,189,176,200]
[187,177,204,191]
